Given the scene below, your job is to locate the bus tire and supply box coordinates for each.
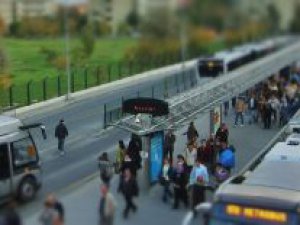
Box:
[18,177,37,202]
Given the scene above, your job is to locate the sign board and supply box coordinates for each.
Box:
[149,131,164,183]
[123,98,169,117]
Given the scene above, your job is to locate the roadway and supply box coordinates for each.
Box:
[21,108,281,225]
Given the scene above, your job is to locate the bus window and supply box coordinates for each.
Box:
[0,144,10,179]
[11,138,37,167]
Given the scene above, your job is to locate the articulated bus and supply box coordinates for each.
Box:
[184,115,300,225]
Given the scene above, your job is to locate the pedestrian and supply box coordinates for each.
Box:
[172,154,189,209]
[215,123,229,144]
[247,94,258,124]
[189,157,209,213]
[55,119,68,156]
[127,134,142,170]
[234,97,246,127]
[115,140,126,174]
[120,154,137,177]
[160,158,173,203]
[98,152,114,186]
[186,122,199,144]
[263,101,272,129]
[184,143,197,174]
[268,94,280,126]
[2,202,22,225]
[217,142,235,173]
[223,101,229,117]
[164,129,176,165]
[99,184,116,225]
[39,194,64,225]
[118,168,139,219]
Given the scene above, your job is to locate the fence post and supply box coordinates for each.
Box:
[118,62,122,79]
[108,64,111,82]
[84,68,88,89]
[27,81,32,105]
[57,76,61,97]
[9,85,13,107]
[103,104,107,129]
[96,66,101,85]
[128,61,132,76]
[43,77,47,101]
[71,71,75,93]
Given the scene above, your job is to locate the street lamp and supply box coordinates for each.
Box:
[64,0,71,100]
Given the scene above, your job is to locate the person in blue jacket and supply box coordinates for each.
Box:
[218,142,235,172]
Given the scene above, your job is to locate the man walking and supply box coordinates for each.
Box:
[234,97,246,127]
[164,129,176,164]
[118,169,139,219]
[55,119,68,156]
[189,157,209,214]
[99,185,116,225]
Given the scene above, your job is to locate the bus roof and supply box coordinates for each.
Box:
[0,115,22,137]
[215,138,300,210]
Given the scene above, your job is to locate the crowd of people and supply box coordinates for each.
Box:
[228,72,300,129]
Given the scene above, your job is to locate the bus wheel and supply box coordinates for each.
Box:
[18,178,37,202]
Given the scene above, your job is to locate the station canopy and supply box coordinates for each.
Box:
[113,41,300,136]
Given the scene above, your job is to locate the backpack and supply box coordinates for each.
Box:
[219,149,235,168]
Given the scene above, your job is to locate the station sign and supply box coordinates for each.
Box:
[122,98,169,117]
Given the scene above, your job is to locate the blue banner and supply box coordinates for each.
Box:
[149,131,164,183]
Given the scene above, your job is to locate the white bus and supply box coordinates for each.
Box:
[0,115,46,203]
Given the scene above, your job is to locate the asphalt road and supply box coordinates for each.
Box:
[21,110,281,225]
[6,68,204,214]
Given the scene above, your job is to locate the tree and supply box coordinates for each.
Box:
[0,16,5,35]
[267,4,280,34]
[290,4,300,33]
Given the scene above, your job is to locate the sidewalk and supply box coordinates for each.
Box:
[23,110,280,225]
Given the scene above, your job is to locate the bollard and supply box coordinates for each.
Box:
[176,75,180,93]
[43,77,47,101]
[57,76,61,97]
[9,85,13,107]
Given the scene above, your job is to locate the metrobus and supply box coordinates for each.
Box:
[185,125,300,225]
[0,115,46,203]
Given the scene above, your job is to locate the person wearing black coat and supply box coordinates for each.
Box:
[118,169,139,219]
[127,135,142,170]
[120,154,137,177]
[55,119,69,156]
[216,123,229,144]
[186,122,199,144]
[172,155,189,209]
[164,130,176,164]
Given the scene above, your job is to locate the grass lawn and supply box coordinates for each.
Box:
[0,37,225,108]
[1,37,137,84]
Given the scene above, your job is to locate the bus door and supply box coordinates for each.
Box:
[0,143,13,198]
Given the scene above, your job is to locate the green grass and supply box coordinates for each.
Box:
[0,37,226,108]
[1,37,137,84]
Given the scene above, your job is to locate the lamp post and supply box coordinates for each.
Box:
[64,0,71,100]
[178,0,190,87]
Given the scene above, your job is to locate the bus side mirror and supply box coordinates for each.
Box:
[40,125,47,140]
